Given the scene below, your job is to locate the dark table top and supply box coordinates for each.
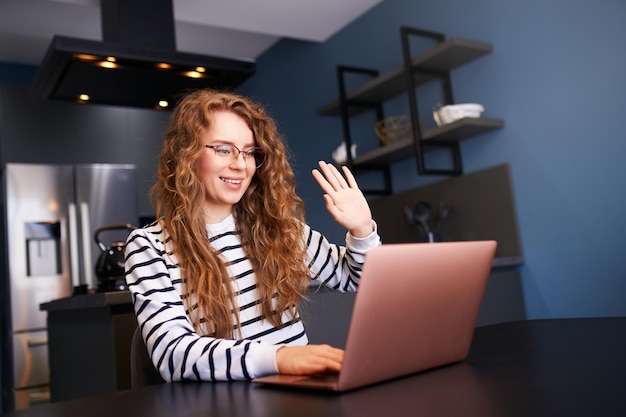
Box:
[4,317,625,417]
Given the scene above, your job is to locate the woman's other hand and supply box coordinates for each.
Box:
[312,161,373,238]
[275,344,344,375]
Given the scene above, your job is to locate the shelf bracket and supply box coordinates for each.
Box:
[336,65,393,194]
[400,26,463,176]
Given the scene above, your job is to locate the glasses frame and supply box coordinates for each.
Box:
[205,144,265,168]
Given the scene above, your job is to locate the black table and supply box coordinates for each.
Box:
[4,318,625,417]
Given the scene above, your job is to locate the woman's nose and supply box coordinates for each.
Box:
[230,151,247,168]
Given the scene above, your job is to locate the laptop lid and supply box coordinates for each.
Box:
[254,240,497,392]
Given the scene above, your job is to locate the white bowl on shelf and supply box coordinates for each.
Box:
[433,103,484,126]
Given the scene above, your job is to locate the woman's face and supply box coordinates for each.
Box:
[196,110,257,223]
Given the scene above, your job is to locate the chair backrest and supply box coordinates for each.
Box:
[130,326,165,388]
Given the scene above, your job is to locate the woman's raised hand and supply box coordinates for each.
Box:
[312,161,373,238]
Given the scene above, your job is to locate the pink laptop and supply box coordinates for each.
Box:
[253,240,497,392]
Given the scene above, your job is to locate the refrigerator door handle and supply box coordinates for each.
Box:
[68,203,81,288]
[80,202,95,290]
[27,337,48,348]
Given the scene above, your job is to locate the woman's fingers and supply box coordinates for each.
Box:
[276,344,345,375]
[341,165,359,189]
[314,161,348,192]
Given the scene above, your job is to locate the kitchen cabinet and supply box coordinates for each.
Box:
[317,27,504,193]
[40,292,136,403]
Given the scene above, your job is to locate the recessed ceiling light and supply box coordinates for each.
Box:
[73,53,100,62]
[184,70,204,79]
[98,61,118,69]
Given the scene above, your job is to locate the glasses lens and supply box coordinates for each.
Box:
[215,145,232,156]
[207,145,264,168]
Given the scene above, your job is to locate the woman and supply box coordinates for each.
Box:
[124,89,380,382]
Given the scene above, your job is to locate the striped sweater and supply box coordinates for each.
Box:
[124,214,380,382]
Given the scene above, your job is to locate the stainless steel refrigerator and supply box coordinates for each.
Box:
[1,163,138,411]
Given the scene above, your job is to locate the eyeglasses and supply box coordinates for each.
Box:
[205,144,265,168]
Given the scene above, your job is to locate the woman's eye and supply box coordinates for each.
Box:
[217,147,231,155]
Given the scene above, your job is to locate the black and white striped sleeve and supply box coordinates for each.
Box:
[305,221,380,291]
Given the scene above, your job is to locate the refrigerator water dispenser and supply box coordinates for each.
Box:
[25,221,62,276]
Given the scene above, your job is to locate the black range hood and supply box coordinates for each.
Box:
[29,0,255,109]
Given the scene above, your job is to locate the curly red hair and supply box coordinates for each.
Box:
[151,89,309,338]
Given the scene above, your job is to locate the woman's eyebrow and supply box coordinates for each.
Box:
[207,139,256,147]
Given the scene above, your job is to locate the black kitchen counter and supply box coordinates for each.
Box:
[40,291,131,312]
[40,290,137,403]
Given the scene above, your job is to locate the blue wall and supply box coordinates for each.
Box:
[0,63,36,85]
[239,0,626,320]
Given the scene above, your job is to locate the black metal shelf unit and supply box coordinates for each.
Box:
[317,26,504,193]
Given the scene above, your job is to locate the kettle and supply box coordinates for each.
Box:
[94,223,136,292]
